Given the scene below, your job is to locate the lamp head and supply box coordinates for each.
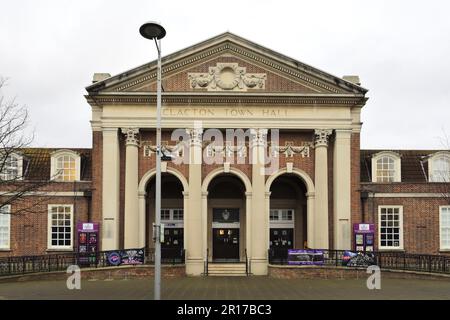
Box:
[139,21,166,40]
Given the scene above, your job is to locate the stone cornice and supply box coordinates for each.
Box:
[85,93,367,107]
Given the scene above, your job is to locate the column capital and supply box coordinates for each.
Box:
[314,129,333,148]
[121,128,140,146]
[138,191,147,198]
[250,128,268,148]
[306,192,316,199]
[186,128,203,145]
[245,191,253,198]
[201,191,208,198]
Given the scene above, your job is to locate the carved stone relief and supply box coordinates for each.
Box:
[188,63,266,91]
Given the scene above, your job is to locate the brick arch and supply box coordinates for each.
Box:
[138,167,188,194]
[201,167,252,193]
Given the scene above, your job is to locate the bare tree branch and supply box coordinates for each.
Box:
[0,77,54,216]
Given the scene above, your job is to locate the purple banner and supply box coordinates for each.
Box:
[353,223,374,234]
[77,222,99,233]
[288,249,324,265]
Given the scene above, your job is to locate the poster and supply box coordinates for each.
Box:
[342,251,376,267]
[106,249,145,266]
[287,249,324,265]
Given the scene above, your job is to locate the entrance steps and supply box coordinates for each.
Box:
[207,263,247,276]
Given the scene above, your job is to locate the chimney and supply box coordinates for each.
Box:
[342,75,361,86]
[92,73,111,84]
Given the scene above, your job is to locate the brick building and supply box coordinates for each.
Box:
[0,33,449,275]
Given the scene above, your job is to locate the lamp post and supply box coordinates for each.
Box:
[139,21,166,301]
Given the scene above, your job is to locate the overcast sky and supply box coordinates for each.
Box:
[1,0,449,149]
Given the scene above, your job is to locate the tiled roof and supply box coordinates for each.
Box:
[360,149,447,183]
[18,148,92,181]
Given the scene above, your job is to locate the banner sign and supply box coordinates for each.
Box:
[106,248,145,266]
[287,249,324,265]
[342,251,376,267]
[77,222,99,265]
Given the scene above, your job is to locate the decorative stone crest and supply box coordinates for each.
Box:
[122,128,139,146]
[188,63,266,91]
[314,129,333,148]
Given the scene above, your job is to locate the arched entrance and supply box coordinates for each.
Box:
[269,175,307,249]
[139,169,188,262]
[266,168,315,260]
[202,168,252,263]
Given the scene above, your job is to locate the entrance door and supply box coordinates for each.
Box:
[270,228,294,249]
[161,228,184,262]
[213,228,239,261]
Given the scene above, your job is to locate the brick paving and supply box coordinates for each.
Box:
[1,276,450,300]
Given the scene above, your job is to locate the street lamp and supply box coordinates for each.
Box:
[139,21,166,301]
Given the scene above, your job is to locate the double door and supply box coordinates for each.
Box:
[213,228,240,261]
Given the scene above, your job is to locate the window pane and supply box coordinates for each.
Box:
[49,205,72,247]
[379,207,402,249]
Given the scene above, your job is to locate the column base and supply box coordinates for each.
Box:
[185,259,204,276]
[250,259,268,275]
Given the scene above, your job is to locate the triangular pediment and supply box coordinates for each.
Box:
[86,32,367,96]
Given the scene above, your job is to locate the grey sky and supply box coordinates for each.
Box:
[1,0,449,149]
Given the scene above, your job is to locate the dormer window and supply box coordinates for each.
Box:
[429,152,450,182]
[0,153,23,181]
[371,152,401,183]
[50,150,80,182]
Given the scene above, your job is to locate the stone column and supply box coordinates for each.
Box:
[102,128,120,250]
[183,191,189,252]
[245,191,253,263]
[306,192,315,248]
[138,191,146,248]
[250,129,268,275]
[201,191,208,261]
[185,127,203,275]
[122,128,140,249]
[314,129,332,249]
[333,129,352,250]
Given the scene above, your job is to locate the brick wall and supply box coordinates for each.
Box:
[0,190,91,257]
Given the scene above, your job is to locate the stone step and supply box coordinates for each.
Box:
[207,263,248,276]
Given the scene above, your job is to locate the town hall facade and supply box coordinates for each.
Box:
[1,33,449,276]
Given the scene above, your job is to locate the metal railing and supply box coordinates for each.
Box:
[204,248,209,276]
[268,248,450,274]
[245,249,249,276]
[0,247,185,277]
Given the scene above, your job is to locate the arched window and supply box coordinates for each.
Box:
[371,152,401,183]
[50,150,80,182]
[0,153,23,181]
[429,152,450,182]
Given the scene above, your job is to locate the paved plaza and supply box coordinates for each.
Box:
[1,276,450,300]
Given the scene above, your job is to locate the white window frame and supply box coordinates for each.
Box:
[371,151,401,183]
[160,208,184,227]
[428,152,450,182]
[0,205,11,250]
[269,209,295,228]
[439,206,450,250]
[50,149,81,182]
[47,204,74,250]
[378,205,403,250]
[0,152,23,181]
